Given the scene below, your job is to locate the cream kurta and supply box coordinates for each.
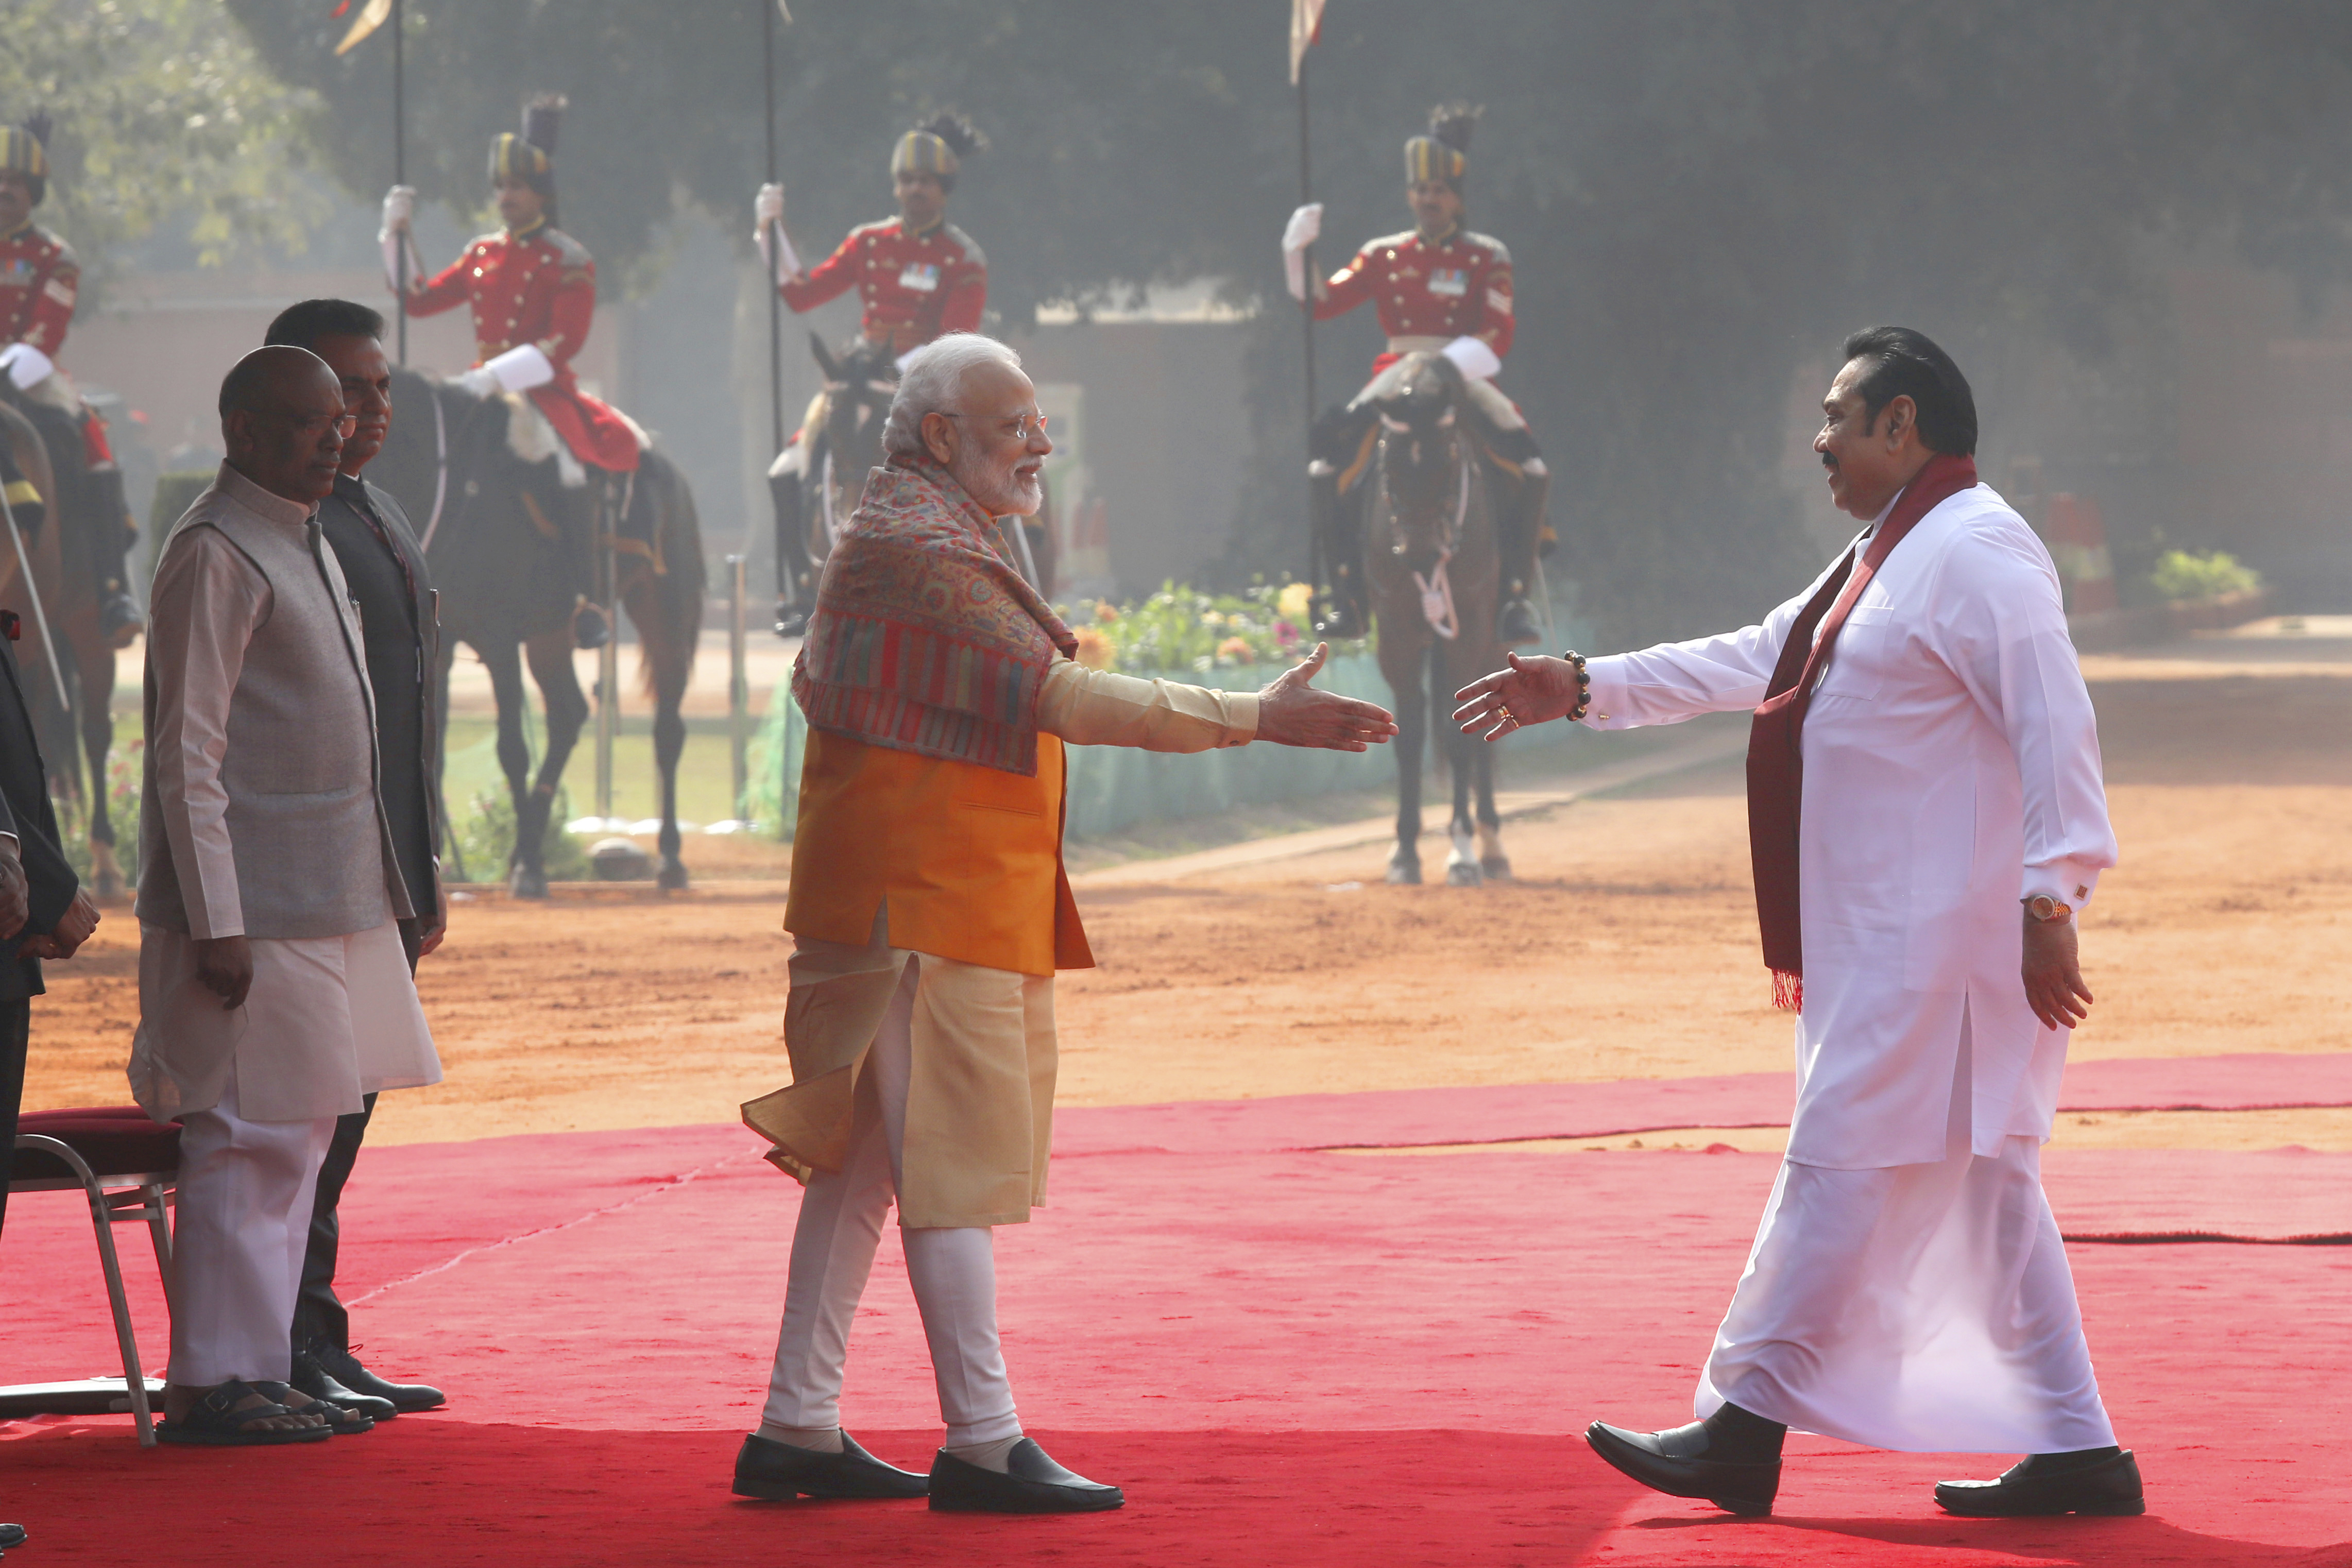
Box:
[130,476,439,1124]
[745,658,1255,1226]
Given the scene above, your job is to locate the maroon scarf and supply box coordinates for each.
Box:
[1746,451,1978,1009]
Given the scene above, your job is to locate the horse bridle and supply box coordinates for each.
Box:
[1377,417,1474,641]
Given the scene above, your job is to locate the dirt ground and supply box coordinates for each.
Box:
[27,628,2352,1152]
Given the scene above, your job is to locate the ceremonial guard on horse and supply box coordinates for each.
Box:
[381,95,644,649]
[1283,105,1550,645]
[0,112,144,644]
[756,113,988,632]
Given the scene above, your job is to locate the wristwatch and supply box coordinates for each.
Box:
[2022,895,2073,924]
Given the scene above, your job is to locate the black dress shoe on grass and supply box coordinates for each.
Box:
[733,1431,928,1501]
[290,1353,396,1421]
[1586,1417,1782,1516]
[310,1345,445,1412]
[928,1438,1124,1514]
[1936,1448,2144,1516]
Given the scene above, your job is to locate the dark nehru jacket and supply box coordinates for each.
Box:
[317,472,439,923]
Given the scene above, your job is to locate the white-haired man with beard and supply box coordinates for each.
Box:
[731,332,1396,1514]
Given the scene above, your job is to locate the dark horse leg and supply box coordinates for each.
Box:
[622,452,704,892]
[1437,644,1486,888]
[476,639,540,896]
[519,630,591,897]
[1382,632,1427,885]
[76,646,122,897]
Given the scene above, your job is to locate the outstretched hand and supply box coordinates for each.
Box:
[1453,652,1587,741]
[1256,643,1400,752]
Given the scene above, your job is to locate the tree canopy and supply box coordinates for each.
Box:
[214,0,2352,638]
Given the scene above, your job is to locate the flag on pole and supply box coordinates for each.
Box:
[1290,0,1327,83]
[334,0,393,55]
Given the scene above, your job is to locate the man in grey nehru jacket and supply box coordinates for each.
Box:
[131,346,442,1446]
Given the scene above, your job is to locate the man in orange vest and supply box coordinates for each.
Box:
[734,332,1395,1514]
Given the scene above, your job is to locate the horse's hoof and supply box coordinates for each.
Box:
[509,864,550,899]
[1386,855,1422,886]
[656,857,690,892]
[1480,855,1513,881]
[1445,859,1485,888]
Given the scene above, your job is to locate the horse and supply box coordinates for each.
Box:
[1359,351,1511,888]
[772,332,1057,618]
[0,397,129,898]
[368,369,706,896]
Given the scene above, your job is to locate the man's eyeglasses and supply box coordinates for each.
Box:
[269,411,359,439]
[940,408,1048,442]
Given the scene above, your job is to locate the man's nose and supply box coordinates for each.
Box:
[1029,430,1054,456]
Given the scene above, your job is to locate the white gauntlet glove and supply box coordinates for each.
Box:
[753,183,802,286]
[1441,335,1502,382]
[380,184,420,292]
[0,343,53,392]
[1280,202,1323,302]
[479,343,555,394]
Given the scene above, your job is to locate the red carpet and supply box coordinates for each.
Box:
[1056,1052,2352,1156]
[2,1093,2346,1563]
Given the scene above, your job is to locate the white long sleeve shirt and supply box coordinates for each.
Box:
[1581,484,2117,1168]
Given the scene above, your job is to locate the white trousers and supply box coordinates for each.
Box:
[762,959,1021,1446]
[168,1075,336,1388]
[1698,1025,2115,1454]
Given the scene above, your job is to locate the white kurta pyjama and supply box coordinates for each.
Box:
[1581,483,2119,1453]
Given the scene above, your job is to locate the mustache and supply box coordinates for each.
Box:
[1819,451,1838,471]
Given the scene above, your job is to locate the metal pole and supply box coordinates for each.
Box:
[762,1,785,466]
[727,553,748,820]
[393,0,408,366]
[594,487,619,825]
[1297,53,1321,599]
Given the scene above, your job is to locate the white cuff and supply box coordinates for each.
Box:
[2022,859,2102,909]
[1441,335,1502,381]
[755,224,802,289]
[484,343,555,393]
[0,343,53,391]
[1577,654,1630,729]
[1283,248,1308,303]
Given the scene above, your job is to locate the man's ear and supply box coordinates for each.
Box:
[1879,394,1916,448]
[919,410,956,465]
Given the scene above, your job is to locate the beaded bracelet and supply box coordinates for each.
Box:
[1562,650,1592,722]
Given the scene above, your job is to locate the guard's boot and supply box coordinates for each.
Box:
[1309,458,1369,639]
[1493,457,1550,645]
[770,448,814,637]
[572,599,611,650]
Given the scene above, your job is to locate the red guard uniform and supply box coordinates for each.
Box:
[1315,225,1514,382]
[781,218,986,356]
[406,218,640,473]
[0,219,76,360]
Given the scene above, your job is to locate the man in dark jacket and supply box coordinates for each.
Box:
[0,583,103,1547]
[260,300,445,1417]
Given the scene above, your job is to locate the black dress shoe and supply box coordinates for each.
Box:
[309,1345,446,1412]
[289,1353,396,1421]
[0,1522,25,1550]
[1936,1449,2144,1517]
[928,1438,1124,1514]
[1586,1419,1781,1516]
[732,1431,928,1501]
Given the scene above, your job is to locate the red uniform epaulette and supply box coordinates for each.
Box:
[781,217,987,356]
[1317,226,1514,376]
[0,221,78,357]
[406,221,639,472]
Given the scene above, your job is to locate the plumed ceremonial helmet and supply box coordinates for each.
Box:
[1404,104,1480,190]
[489,93,565,195]
[1,111,53,206]
[890,111,985,192]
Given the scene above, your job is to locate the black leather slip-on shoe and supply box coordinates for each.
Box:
[1935,1451,2144,1517]
[1586,1420,1782,1516]
[732,1431,929,1501]
[927,1438,1125,1514]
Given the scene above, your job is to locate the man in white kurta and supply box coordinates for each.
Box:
[1456,327,2138,1519]
[131,347,439,1445]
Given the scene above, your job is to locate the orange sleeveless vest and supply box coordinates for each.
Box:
[783,728,1094,977]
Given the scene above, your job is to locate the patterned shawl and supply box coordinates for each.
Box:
[791,457,1076,775]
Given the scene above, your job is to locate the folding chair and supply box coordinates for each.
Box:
[0,1107,179,1445]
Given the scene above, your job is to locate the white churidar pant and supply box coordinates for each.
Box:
[1696,1015,2115,1454]
[762,958,1021,1446]
[167,1073,336,1387]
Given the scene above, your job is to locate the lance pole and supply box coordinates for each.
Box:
[762,1,785,466]
[1297,52,1322,608]
[393,0,408,365]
